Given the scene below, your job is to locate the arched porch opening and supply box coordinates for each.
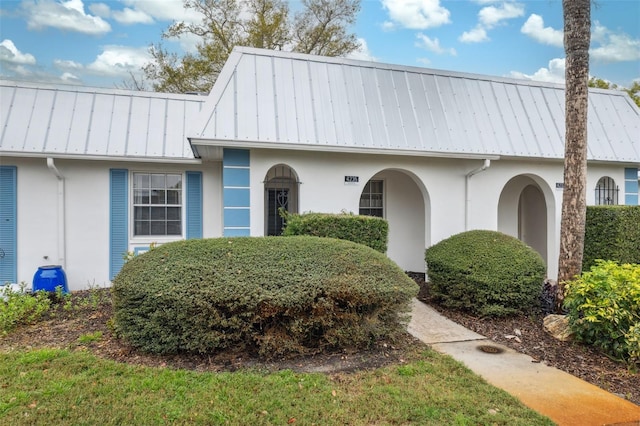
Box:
[498,175,553,266]
[359,169,430,273]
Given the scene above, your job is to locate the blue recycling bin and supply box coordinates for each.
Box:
[33,265,68,293]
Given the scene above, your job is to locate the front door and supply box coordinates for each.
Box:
[266,188,289,236]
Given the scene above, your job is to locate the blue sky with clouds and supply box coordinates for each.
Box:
[0,0,638,90]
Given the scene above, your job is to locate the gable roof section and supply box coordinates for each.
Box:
[0,80,206,162]
[190,47,640,163]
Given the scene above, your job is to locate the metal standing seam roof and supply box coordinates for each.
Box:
[0,80,206,162]
[190,46,640,164]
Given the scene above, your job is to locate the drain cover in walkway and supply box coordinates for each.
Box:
[477,344,504,354]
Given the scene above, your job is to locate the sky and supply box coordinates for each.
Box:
[0,0,638,91]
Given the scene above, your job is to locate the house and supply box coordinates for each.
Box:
[1,47,639,290]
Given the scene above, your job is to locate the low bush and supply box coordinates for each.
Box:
[425,230,546,317]
[564,260,640,364]
[1,284,51,336]
[282,212,388,253]
[112,236,417,357]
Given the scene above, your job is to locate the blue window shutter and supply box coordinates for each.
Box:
[186,171,203,239]
[0,166,17,284]
[110,169,128,280]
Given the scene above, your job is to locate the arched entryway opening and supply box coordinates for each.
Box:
[498,175,552,265]
[264,164,299,236]
[359,169,430,273]
[518,185,547,261]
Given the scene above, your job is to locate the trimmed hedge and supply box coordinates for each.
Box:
[564,260,640,364]
[425,230,546,317]
[282,212,388,253]
[584,206,640,271]
[112,236,417,357]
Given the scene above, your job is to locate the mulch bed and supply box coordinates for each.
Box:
[413,273,639,405]
[0,290,421,374]
[1,282,638,406]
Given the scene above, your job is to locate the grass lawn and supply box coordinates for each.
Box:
[0,347,553,425]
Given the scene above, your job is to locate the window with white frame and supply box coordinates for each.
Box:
[359,180,384,217]
[133,173,182,236]
[595,176,618,205]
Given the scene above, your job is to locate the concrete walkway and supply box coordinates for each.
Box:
[407,299,640,426]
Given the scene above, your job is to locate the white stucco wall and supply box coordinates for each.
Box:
[8,157,221,291]
[586,166,628,205]
[7,152,630,290]
[248,150,631,279]
[14,159,59,286]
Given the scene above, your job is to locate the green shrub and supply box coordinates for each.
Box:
[584,206,640,271]
[282,212,388,253]
[1,284,51,336]
[112,236,417,357]
[564,260,640,364]
[425,230,546,317]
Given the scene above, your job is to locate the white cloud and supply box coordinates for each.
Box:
[113,7,154,25]
[521,14,563,47]
[459,26,488,43]
[478,2,524,28]
[590,22,640,63]
[1,44,151,86]
[116,1,202,52]
[0,62,84,85]
[60,71,81,83]
[120,0,202,24]
[460,1,523,44]
[5,64,34,77]
[88,2,111,18]
[509,58,566,84]
[22,0,111,35]
[53,59,83,70]
[417,57,431,66]
[416,33,456,55]
[0,39,36,65]
[86,45,152,77]
[346,38,377,61]
[381,0,451,30]
[591,21,608,45]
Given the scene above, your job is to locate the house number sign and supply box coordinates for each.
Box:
[344,176,359,185]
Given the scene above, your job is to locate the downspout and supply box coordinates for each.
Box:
[465,159,491,230]
[46,158,66,269]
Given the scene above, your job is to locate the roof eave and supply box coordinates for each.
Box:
[189,138,501,160]
[0,151,203,164]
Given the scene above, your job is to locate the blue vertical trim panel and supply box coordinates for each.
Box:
[223,188,250,207]
[224,228,252,237]
[224,208,251,227]
[0,166,17,284]
[110,169,128,280]
[223,148,250,236]
[186,171,203,239]
[223,168,251,187]
[624,168,638,180]
[624,168,639,206]
[223,148,250,166]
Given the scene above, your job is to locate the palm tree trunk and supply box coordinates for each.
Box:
[557,0,591,311]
